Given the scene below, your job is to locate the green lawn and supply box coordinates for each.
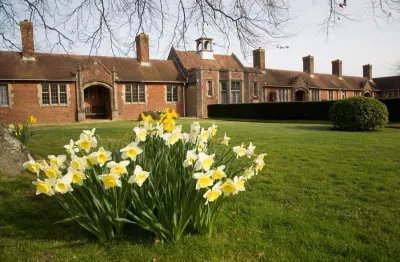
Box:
[1,119,400,261]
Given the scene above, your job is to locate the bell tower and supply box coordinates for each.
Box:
[196,37,214,60]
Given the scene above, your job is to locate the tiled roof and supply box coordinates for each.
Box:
[173,49,243,70]
[373,76,400,91]
[0,51,185,82]
[248,67,372,90]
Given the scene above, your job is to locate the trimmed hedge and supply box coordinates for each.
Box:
[207,98,400,122]
[330,97,388,131]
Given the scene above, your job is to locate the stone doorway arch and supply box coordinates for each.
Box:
[364,92,371,98]
[295,90,307,101]
[78,81,118,121]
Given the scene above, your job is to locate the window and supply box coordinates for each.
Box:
[354,91,360,97]
[231,81,241,104]
[311,90,320,101]
[278,88,289,102]
[41,83,67,105]
[253,82,258,97]
[207,81,213,97]
[328,90,334,100]
[167,85,178,102]
[220,82,228,104]
[0,85,9,106]
[342,91,346,99]
[125,84,145,103]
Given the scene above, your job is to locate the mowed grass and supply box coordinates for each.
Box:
[1,119,400,261]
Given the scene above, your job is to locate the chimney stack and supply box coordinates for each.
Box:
[302,55,314,76]
[20,20,35,60]
[135,33,150,64]
[253,48,265,70]
[363,64,372,79]
[332,59,342,78]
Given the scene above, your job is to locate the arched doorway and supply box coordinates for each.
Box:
[295,90,306,101]
[83,86,111,119]
[364,92,371,98]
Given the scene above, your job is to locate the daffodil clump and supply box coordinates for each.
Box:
[8,115,37,145]
[25,109,266,243]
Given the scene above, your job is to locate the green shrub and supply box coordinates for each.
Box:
[138,110,159,121]
[329,97,388,131]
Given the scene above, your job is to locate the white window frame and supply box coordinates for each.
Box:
[342,91,347,99]
[328,90,334,100]
[278,88,289,102]
[166,85,178,103]
[125,84,146,104]
[231,81,241,104]
[0,84,9,107]
[41,83,68,106]
[207,80,213,97]
[220,81,228,104]
[311,89,320,101]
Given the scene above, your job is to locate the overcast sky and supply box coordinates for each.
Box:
[32,1,399,78]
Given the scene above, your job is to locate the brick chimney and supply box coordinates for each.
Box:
[135,33,150,64]
[20,20,35,60]
[332,59,342,78]
[363,64,372,79]
[253,48,265,70]
[302,55,314,76]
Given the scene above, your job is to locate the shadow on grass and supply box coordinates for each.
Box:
[208,118,331,125]
[0,174,154,245]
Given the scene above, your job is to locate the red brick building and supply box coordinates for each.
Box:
[0,21,399,124]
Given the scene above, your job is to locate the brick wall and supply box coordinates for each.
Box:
[0,82,76,124]
[201,70,219,117]
[117,83,184,120]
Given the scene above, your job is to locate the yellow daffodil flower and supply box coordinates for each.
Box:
[92,147,112,167]
[27,115,37,124]
[211,165,226,180]
[128,165,150,187]
[162,116,175,133]
[43,165,62,179]
[198,128,209,143]
[194,152,215,171]
[233,143,247,158]
[222,133,231,146]
[141,113,154,123]
[120,142,143,161]
[203,182,222,205]
[75,134,97,153]
[183,149,198,167]
[208,124,218,137]
[48,155,66,168]
[70,156,86,171]
[66,167,86,185]
[107,160,130,176]
[23,154,41,175]
[246,142,256,157]
[64,139,79,156]
[99,173,121,189]
[134,127,148,142]
[193,172,213,189]
[32,178,55,196]
[234,176,246,192]
[221,179,237,195]
[54,174,73,194]
[244,166,255,179]
[197,141,206,152]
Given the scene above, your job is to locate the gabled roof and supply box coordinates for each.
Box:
[245,67,372,90]
[0,51,185,82]
[373,76,400,91]
[172,49,243,70]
